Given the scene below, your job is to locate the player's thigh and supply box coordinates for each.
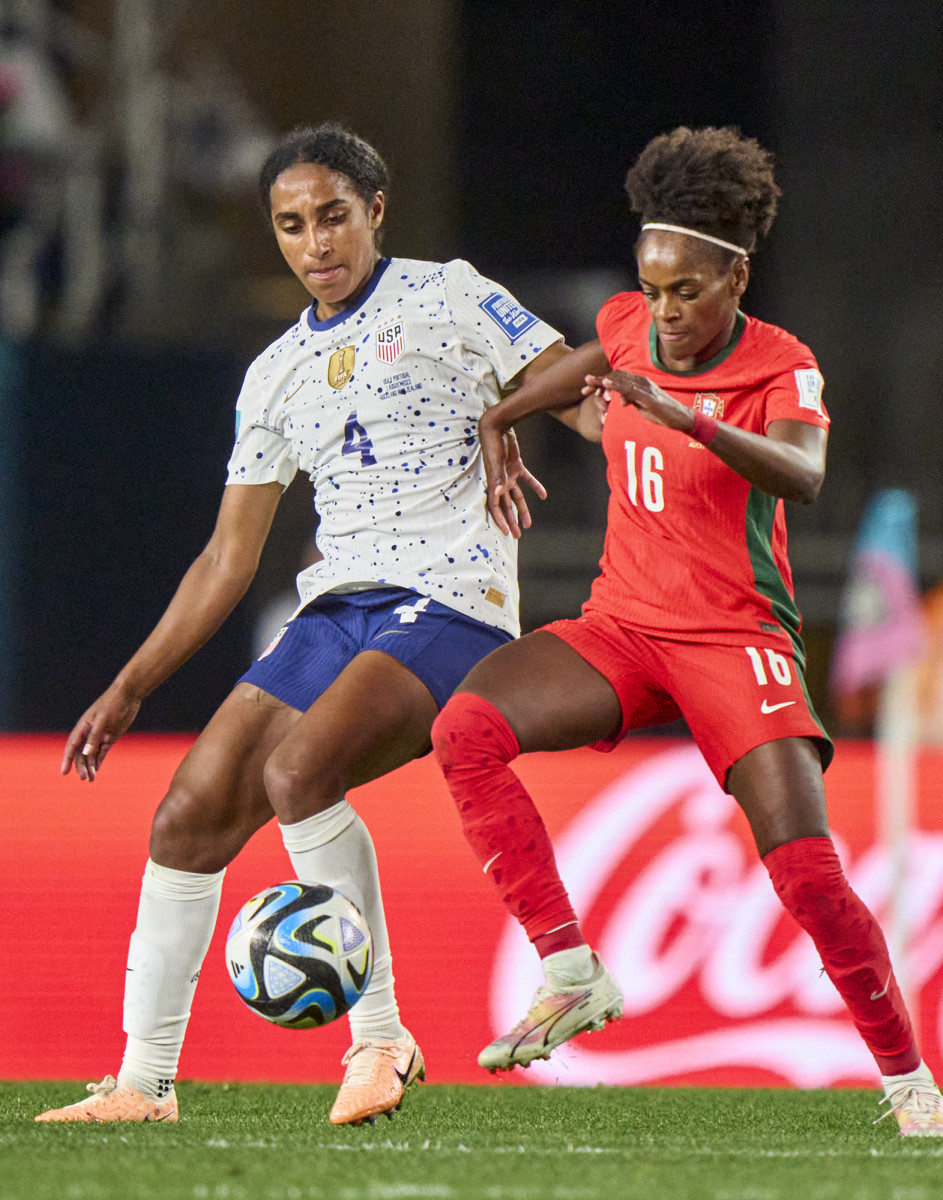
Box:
[727,736,830,859]
[263,649,441,819]
[660,638,831,788]
[151,683,303,870]
[455,629,623,752]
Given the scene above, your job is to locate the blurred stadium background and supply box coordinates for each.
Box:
[2,0,942,735]
[6,0,943,1109]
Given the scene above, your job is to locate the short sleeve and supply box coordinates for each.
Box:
[764,366,830,431]
[225,362,299,488]
[595,290,647,364]
[444,259,562,387]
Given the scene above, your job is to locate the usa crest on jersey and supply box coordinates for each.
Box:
[375,320,405,365]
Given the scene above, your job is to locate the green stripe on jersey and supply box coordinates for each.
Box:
[745,489,831,748]
[744,488,805,668]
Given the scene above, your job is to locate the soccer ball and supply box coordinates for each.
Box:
[225,881,372,1028]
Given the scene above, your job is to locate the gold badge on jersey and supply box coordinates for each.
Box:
[689,392,725,448]
[328,346,356,389]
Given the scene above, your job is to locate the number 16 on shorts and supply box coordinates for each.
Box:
[745,645,799,715]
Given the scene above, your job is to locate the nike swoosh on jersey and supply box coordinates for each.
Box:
[870,972,892,1001]
[760,699,797,714]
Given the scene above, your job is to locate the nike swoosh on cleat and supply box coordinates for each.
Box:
[394,1049,418,1087]
[760,699,797,713]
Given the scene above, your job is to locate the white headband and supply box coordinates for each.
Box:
[641,222,748,257]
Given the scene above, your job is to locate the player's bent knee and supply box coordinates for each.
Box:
[262,751,339,822]
[148,787,240,873]
[431,691,520,775]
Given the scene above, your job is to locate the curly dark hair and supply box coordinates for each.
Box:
[624,126,780,257]
[258,123,389,213]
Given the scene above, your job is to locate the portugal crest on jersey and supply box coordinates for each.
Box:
[328,346,356,389]
[375,320,405,365]
[690,393,725,448]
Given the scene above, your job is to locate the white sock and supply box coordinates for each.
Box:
[117,859,225,1100]
[881,1060,937,1094]
[542,944,595,988]
[280,801,405,1043]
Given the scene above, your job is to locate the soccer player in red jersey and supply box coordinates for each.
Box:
[431,126,943,1135]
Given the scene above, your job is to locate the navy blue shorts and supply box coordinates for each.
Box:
[237,587,513,712]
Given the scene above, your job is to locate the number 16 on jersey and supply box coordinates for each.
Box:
[625,441,664,513]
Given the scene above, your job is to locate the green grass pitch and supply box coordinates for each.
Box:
[4,1081,942,1200]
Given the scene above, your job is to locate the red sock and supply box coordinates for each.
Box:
[764,836,920,1075]
[431,692,584,954]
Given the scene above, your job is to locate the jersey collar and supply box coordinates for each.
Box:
[306,257,391,331]
[649,309,746,376]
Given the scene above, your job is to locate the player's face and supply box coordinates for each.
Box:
[636,231,749,371]
[270,163,385,320]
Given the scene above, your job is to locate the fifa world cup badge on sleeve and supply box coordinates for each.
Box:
[795,369,824,414]
[478,293,539,343]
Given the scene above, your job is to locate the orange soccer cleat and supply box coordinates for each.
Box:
[34,1076,178,1124]
[328,1031,425,1126]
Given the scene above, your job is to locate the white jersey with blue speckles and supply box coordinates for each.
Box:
[226,257,563,636]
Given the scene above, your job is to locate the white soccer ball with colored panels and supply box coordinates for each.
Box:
[225,882,372,1028]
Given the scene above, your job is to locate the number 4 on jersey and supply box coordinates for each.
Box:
[342,412,377,466]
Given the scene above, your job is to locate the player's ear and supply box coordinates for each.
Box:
[368,192,385,231]
[731,256,750,297]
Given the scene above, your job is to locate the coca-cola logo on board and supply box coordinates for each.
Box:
[489,745,943,1087]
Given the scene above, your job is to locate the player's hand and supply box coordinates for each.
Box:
[500,428,547,537]
[583,371,694,433]
[479,410,547,538]
[62,685,143,782]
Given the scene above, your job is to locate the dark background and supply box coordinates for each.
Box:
[2,0,941,732]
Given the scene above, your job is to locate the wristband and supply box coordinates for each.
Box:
[691,410,720,446]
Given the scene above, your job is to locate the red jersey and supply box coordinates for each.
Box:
[587,291,830,652]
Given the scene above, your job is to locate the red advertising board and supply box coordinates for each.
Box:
[4,734,943,1088]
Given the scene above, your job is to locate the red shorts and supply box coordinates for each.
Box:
[542,611,833,791]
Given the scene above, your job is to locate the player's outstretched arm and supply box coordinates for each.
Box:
[482,340,610,536]
[587,369,828,504]
[62,481,283,781]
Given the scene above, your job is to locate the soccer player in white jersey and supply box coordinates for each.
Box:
[35,124,602,1127]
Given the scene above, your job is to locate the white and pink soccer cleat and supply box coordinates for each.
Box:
[478,953,622,1071]
[877,1075,943,1137]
